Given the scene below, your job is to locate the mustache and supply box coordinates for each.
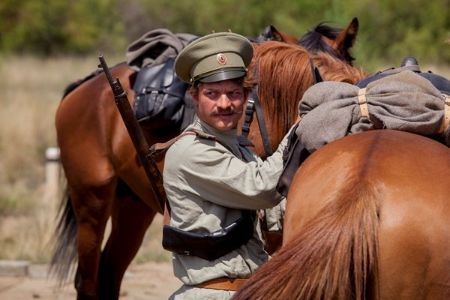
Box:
[212,108,243,115]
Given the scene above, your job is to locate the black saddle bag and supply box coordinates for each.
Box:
[133,58,192,133]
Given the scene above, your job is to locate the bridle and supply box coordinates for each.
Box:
[239,60,323,157]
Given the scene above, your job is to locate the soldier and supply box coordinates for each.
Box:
[162,32,294,299]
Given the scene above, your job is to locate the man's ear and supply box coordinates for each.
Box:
[190,88,199,106]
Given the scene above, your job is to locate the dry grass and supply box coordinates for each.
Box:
[0,55,169,263]
[0,55,97,215]
[0,55,98,262]
[0,55,448,264]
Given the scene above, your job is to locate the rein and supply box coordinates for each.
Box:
[239,59,322,157]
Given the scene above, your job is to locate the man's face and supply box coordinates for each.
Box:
[191,79,247,131]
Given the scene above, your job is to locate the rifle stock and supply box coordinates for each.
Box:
[98,54,166,213]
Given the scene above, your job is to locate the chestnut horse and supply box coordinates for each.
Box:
[51,20,364,300]
[233,130,450,300]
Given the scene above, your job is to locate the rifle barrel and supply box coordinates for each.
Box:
[98,54,166,213]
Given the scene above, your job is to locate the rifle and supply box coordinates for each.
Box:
[98,54,166,213]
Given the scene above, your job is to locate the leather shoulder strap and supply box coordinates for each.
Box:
[148,130,197,162]
[149,128,219,159]
[155,128,216,225]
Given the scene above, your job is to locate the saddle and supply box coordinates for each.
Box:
[277,57,450,197]
[126,29,198,135]
[133,58,196,135]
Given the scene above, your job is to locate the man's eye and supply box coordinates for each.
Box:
[205,91,217,98]
[229,91,243,99]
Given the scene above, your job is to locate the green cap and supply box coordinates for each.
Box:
[175,32,253,84]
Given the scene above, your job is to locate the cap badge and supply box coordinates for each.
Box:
[216,53,227,65]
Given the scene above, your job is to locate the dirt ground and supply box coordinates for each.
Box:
[0,261,181,300]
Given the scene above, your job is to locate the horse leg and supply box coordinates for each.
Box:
[71,182,116,300]
[55,62,141,300]
[97,181,157,299]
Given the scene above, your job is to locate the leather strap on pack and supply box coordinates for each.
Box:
[196,277,248,291]
[358,88,370,118]
[441,94,450,133]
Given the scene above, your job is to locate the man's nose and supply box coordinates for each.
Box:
[217,94,232,108]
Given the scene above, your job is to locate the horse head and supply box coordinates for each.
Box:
[244,41,367,156]
[300,17,359,65]
[252,25,299,44]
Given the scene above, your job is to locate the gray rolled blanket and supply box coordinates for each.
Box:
[126,28,197,71]
[296,70,450,152]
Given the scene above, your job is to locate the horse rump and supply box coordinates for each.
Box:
[233,178,380,300]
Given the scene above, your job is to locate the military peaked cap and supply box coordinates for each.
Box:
[175,32,253,84]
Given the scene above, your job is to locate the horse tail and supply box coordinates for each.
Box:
[234,179,380,300]
[49,186,78,283]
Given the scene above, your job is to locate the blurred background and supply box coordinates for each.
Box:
[0,0,448,264]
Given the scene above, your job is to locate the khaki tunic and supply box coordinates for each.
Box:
[163,117,290,299]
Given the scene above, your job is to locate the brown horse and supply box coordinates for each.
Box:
[233,130,450,300]
[51,20,364,300]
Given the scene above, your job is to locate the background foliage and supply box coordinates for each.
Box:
[1,0,449,69]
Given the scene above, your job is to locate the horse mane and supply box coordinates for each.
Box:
[245,41,367,142]
[62,62,130,98]
[62,69,101,98]
[246,41,315,142]
[300,22,355,63]
[233,175,380,300]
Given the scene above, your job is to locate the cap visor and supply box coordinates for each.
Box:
[199,69,246,83]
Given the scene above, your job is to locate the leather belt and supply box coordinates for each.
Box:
[196,277,248,291]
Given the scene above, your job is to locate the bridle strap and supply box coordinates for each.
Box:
[240,61,322,157]
[252,86,274,156]
[239,96,256,147]
[238,63,320,241]
[240,86,273,156]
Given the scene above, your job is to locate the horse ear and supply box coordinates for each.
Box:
[267,25,284,42]
[266,25,298,44]
[334,17,359,55]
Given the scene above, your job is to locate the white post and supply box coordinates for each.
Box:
[44,147,61,205]
[37,147,62,255]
